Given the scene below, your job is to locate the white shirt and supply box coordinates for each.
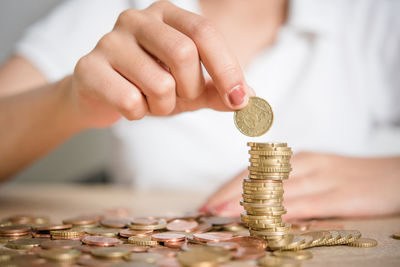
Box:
[16,0,400,190]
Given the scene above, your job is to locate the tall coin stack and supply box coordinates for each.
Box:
[240,142,293,244]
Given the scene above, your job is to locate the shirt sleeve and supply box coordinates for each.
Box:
[15,0,129,82]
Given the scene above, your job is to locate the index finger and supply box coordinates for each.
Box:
[159,2,251,109]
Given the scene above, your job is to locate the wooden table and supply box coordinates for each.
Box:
[0,183,399,266]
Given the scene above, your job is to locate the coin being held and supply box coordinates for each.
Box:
[234,97,273,137]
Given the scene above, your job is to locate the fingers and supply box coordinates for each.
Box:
[115,8,205,102]
[199,169,247,215]
[158,2,250,109]
[96,31,176,115]
[75,54,148,121]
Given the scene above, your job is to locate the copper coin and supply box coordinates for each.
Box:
[117,244,149,252]
[148,246,179,257]
[32,232,51,238]
[207,242,238,250]
[205,217,236,226]
[40,239,81,249]
[227,236,267,249]
[234,247,267,260]
[82,236,121,247]
[193,232,233,242]
[100,219,130,228]
[63,215,101,225]
[6,215,34,225]
[0,231,31,237]
[119,229,153,238]
[151,233,186,242]
[33,224,72,231]
[192,222,213,233]
[131,217,159,226]
[0,225,31,234]
[163,240,186,249]
[166,220,199,232]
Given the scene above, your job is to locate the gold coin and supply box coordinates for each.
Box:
[40,248,81,262]
[248,142,287,147]
[346,230,362,243]
[322,230,340,245]
[129,220,166,231]
[6,238,42,250]
[347,237,377,248]
[301,231,326,247]
[258,255,301,267]
[273,250,313,261]
[234,97,273,137]
[278,235,305,251]
[124,252,164,263]
[128,236,158,247]
[392,233,400,240]
[91,247,131,259]
[85,228,119,237]
[177,246,232,266]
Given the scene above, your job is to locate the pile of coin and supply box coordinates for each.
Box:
[0,211,379,266]
[241,142,293,246]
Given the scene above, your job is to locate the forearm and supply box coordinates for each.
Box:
[0,75,84,180]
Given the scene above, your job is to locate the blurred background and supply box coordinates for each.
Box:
[1,0,111,184]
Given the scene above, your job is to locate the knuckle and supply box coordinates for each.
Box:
[171,38,197,64]
[116,9,141,27]
[148,0,171,10]
[192,18,218,41]
[119,92,141,112]
[152,102,175,116]
[97,31,121,52]
[154,74,175,98]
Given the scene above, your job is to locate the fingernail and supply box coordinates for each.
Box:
[228,85,246,107]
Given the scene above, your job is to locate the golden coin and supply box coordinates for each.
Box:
[91,247,131,259]
[6,238,42,250]
[0,248,19,262]
[177,247,232,266]
[234,96,273,137]
[301,231,326,247]
[248,166,292,173]
[129,220,166,231]
[258,255,301,267]
[273,250,313,261]
[323,230,340,245]
[249,150,292,156]
[248,142,287,147]
[346,230,362,243]
[329,230,352,245]
[85,228,119,237]
[128,236,158,247]
[392,233,400,240]
[347,237,377,248]
[124,252,164,263]
[39,248,81,262]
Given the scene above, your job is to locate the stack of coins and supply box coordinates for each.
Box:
[240,142,293,243]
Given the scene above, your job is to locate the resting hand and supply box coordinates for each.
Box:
[199,152,400,219]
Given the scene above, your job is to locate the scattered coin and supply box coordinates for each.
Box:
[166,219,198,232]
[392,233,400,240]
[39,248,81,262]
[91,246,131,259]
[6,238,42,250]
[273,250,313,260]
[347,237,378,248]
[40,239,81,250]
[82,236,122,247]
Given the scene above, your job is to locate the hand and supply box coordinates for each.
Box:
[69,0,252,128]
[199,152,400,219]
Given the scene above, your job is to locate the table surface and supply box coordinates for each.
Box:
[0,183,399,267]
